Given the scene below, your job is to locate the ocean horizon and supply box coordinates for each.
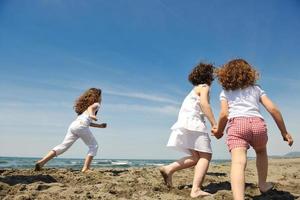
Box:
[0,156,230,169]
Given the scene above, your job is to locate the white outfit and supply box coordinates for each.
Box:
[53,103,100,157]
[167,86,212,155]
[220,85,266,119]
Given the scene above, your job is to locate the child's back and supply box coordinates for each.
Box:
[220,85,265,119]
[172,87,207,133]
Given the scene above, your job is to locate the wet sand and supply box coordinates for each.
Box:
[0,158,299,199]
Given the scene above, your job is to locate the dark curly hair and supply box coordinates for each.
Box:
[74,88,102,115]
[188,63,215,86]
[217,59,259,90]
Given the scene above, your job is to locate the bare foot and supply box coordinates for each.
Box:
[159,167,173,188]
[190,189,211,198]
[259,182,273,193]
[34,162,42,171]
[81,168,92,173]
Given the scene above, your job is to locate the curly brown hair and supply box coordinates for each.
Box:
[188,63,215,86]
[74,88,102,115]
[217,59,259,90]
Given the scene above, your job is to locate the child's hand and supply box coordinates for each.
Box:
[211,127,223,139]
[99,123,107,128]
[211,126,218,136]
[89,115,97,121]
[283,133,293,146]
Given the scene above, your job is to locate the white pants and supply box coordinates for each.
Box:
[53,120,98,157]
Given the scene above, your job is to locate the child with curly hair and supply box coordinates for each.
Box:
[212,59,293,200]
[35,88,107,172]
[159,63,217,198]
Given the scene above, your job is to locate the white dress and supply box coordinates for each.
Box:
[167,86,212,155]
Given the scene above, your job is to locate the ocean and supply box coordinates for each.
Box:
[0,157,229,169]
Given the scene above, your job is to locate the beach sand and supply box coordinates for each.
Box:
[0,158,299,200]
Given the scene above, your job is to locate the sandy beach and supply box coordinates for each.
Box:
[0,158,299,200]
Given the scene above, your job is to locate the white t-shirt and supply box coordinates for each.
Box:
[76,102,100,126]
[220,85,266,119]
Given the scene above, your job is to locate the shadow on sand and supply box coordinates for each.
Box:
[0,175,57,186]
[178,181,256,194]
[205,181,255,194]
[204,181,232,193]
[206,172,227,177]
[247,188,298,200]
[102,169,129,176]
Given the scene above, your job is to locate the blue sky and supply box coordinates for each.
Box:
[0,0,299,159]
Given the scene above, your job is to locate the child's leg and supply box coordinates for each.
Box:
[254,146,273,192]
[160,150,199,187]
[35,150,56,170]
[35,130,78,170]
[251,118,271,192]
[82,155,94,172]
[231,147,247,200]
[78,129,98,172]
[190,151,212,198]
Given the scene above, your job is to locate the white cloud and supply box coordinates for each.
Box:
[105,103,179,116]
[70,56,125,76]
[53,80,180,105]
[105,90,180,105]
[0,101,70,108]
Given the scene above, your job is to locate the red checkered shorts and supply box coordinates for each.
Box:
[226,117,268,151]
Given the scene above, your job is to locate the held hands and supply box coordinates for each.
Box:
[211,124,217,133]
[283,133,293,146]
[211,125,223,139]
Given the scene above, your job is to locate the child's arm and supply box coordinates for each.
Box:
[196,85,217,127]
[212,100,228,139]
[90,123,107,128]
[260,95,293,146]
[87,103,100,121]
